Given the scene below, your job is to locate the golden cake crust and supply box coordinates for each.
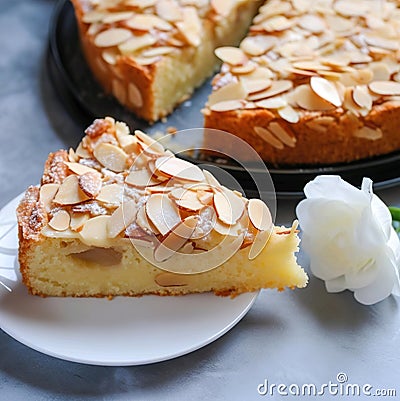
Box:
[204,100,400,165]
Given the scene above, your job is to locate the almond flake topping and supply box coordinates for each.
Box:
[53,175,90,205]
[39,183,60,212]
[369,81,400,96]
[207,0,400,121]
[146,193,181,236]
[93,142,128,172]
[79,215,112,247]
[310,77,342,107]
[213,187,245,226]
[215,47,247,66]
[78,172,102,199]
[153,216,198,262]
[94,28,132,48]
[247,199,272,231]
[108,200,137,238]
[155,156,205,182]
[49,210,71,232]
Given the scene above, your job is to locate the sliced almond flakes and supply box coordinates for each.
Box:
[146,193,181,236]
[48,210,71,232]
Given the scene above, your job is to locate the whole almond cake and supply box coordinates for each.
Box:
[16,117,307,298]
[204,0,400,165]
[71,0,262,122]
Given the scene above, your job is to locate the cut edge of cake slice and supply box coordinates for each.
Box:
[71,0,263,122]
[17,117,308,298]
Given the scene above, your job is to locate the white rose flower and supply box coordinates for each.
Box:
[296,175,400,305]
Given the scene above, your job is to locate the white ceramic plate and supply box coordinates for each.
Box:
[0,194,258,366]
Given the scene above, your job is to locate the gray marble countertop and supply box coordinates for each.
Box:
[1,1,400,400]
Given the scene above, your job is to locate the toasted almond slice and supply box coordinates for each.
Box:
[240,78,271,94]
[126,14,172,31]
[48,210,71,232]
[68,148,78,162]
[119,34,157,54]
[211,0,233,16]
[70,213,89,232]
[79,215,111,247]
[247,199,272,231]
[354,126,383,140]
[108,200,137,238]
[208,81,247,106]
[230,61,257,75]
[135,132,165,156]
[125,0,157,7]
[136,205,158,234]
[155,156,205,182]
[169,187,187,200]
[255,97,287,109]
[254,126,284,149]
[369,62,391,82]
[155,272,190,287]
[262,15,293,32]
[247,80,293,101]
[176,7,201,47]
[101,50,118,65]
[214,187,244,225]
[96,183,124,205]
[197,190,214,205]
[102,11,134,24]
[364,35,399,51]
[210,100,244,112]
[125,169,158,188]
[93,142,128,172]
[146,194,181,236]
[64,162,98,176]
[134,130,161,148]
[277,105,300,124]
[173,189,204,211]
[298,14,325,33]
[215,47,247,66]
[75,142,91,158]
[146,184,172,194]
[203,170,221,188]
[78,171,102,199]
[268,122,296,147]
[334,0,369,16]
[310,77,342,107]
[82,10,106,24]
[94,28,132,48]
[352,86,372,110]
[155,0,182,21]
[117,134,139,154]
[133,56,161,66]
[294,85,335,111]
[213,219,242,236]
[154,216,198,262]
[248,229,270,260]
[39,183,60,212]
[53,175,90,205]
[141,46,175,57]
[369,81,400,96]
[240,35,277,56]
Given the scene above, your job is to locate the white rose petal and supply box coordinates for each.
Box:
[296,175,400,305]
